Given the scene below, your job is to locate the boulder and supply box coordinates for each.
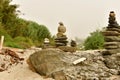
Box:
[28,49,68,76]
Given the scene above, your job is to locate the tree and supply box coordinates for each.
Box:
[84,30,104,50]
[0,0,18,25]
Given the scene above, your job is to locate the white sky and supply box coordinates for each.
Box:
[11,0,120,39]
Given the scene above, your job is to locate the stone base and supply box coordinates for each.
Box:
[56,43,67,46]
[58,46,77,52]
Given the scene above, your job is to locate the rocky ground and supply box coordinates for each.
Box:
[0,47,120,80]
[28,48,120,80]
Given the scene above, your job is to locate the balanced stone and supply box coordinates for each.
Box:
[58,22,66,33]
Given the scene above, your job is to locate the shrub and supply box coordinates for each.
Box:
[84,30,104,50]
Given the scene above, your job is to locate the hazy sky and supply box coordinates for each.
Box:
[11,0,120,39]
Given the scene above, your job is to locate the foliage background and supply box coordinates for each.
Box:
[0,0,52,48]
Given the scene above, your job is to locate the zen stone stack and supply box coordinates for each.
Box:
[103,11,120,54]
[55,22,68,47]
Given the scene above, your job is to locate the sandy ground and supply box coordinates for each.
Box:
[0,48,54,80]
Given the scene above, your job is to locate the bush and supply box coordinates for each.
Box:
[13,36,34,48]
[84,30,104,50]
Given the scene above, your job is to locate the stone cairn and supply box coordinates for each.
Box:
[55,22,68,47]
[102,11,120,54]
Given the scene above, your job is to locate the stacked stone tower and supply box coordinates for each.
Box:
[55,22,68,47]
[103,11,120,54]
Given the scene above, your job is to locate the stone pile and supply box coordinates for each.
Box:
[55,37,68,47]
[102,11,120,54]
[55,22,68,47]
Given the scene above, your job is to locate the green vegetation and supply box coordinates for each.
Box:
[84,30,104,50]
[0,0,51,48]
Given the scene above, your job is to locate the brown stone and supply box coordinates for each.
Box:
[105,45,118,49]
[56,32,64,38]
[107,28,120,33]
[55,37,67,40]
[58,46,77,52]
[104,36,120,42]
[102,31,120,36]
[107,49,120,54]
[55,40,68,43]
[104,42,118,46]
[58,25,66,33]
